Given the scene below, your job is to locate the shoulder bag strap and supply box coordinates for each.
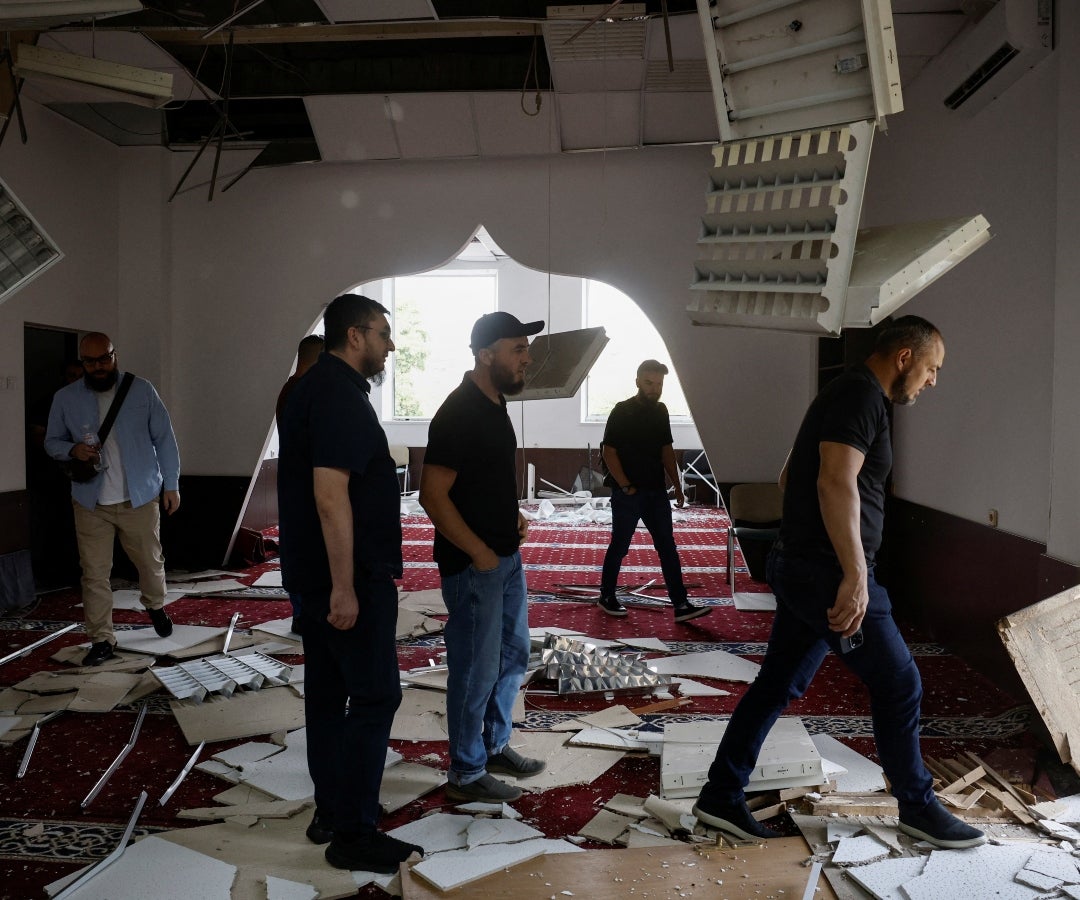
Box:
[97,372,135,444]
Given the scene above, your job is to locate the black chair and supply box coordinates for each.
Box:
[726,483,782,584]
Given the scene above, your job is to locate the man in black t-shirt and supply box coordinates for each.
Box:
[420,311,547,804]
[599,359,710,624]
[278,294,423,874]
[693,316,985,851]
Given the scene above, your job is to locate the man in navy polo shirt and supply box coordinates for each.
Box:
[420,311,547,803]
[278,293,422,873]
[692,316,985,851]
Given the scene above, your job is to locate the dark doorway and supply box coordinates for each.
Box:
[24,324,81,591]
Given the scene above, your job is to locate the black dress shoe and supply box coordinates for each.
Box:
[82,641,116,666]
[149,607,173,637]
[324,830,424,873]
[306,810,334,845]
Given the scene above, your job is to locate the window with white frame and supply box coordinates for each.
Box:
[389,270,497,419]
[583,280,693,421]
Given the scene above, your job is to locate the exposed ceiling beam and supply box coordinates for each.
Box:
[67,21,544,45]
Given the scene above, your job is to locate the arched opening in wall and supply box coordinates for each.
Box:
[226,225,701,565]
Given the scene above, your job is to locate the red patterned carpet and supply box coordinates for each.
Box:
[0,504,1042,898]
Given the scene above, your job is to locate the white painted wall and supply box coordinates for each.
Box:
[862,16,1069,548]
[160,145,814,485]
[0,104,119,494]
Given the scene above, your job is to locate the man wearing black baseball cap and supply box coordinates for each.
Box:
[420,311,545,803]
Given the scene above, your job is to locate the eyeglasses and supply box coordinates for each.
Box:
[357,325,393,342]
[80,350,115,367]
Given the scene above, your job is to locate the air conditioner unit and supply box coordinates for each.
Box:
[920,0,1053,115]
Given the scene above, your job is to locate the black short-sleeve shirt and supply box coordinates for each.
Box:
[277,353,403,595]
[602,396,674,491]
[425,374,520,576]
[780,365,892,563]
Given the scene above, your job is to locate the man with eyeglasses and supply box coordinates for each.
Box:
[278,294,423,873]
[45,332,181,666]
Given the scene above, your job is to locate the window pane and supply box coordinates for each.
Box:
[584,281,692,420]
[392,272,496,419]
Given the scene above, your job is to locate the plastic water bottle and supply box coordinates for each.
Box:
[82,431,104,472]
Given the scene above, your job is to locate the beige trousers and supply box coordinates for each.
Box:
[72,499,167,645]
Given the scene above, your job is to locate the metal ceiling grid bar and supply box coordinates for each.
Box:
[688,119,874,334]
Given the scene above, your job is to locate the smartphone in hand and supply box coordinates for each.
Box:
[840,630,864,654]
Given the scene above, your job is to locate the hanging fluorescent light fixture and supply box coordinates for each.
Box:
[14,43,173,108]
[0,178,63,307]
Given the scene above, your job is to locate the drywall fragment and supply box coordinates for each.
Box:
[830,833,890,866]
[390,688,448,741]
[846,855,926,900]
[1033,792,1080,823]
[733,592,777,611]
[410,840,547,891]
[265,875,317,900]
[825,821,863,842]
[602,793,649,819]
[492,731,624,792]
[621,829,686,849]
[170,686,305,744]
[212,741,281,768]
[577,809,636,844]
[399,589,448,615]
[642,794,697,834]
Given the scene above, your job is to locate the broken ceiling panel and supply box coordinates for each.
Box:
[695,0,903,143]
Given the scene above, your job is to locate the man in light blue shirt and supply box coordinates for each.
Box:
[45,332,181,665]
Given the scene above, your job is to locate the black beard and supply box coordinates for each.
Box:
[368,370,385,387]
[637,390,660,405]
[491,360,525,396]
[85,369,118,392]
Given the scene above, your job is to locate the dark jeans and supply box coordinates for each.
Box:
[600,488,687,603]
[301,579,402,834]
[701,549,934,814]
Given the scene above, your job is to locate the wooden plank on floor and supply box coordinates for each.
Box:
[399,837,836,899]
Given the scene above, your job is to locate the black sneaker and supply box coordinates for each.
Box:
[598,594,628,617]
[487,746,546,777]
[324,830,423,873]
[306,810,333,845]
[445,773,523,803]
[692,796,780,841]
[149,607,173,637]
[82,641,116,666]
[899,799,986,849]
[674,602,711,624]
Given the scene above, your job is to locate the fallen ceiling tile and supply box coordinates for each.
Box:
[498,731,625,793]
[379,762,447,814]
[454,801,521,820]
[115,624,230,657]
[409,840,549,892]
[109,588,188,610]
[646,647,761,682]
[733,592,777,611]
[551,704,643,732]
[178,799,312,822]
[211,741,281,768]
[1020,848,1080,884]
[170,686,305,745]
[265,875,317,900]
[390,688,448,741]
[55,835,237,900]
[830,833,890,866]
[387,813,473,854]
[465,817,545,849]
[577,809,636,844]
[847,854,926,900]
[901,842,1048,900]
[602,793,650,819]
[812,734,887,793]
[567,727,648,751]
[399,589,448,616]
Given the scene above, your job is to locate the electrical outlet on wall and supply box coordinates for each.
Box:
[988,508,999,528]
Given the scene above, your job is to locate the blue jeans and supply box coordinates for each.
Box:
[301,579,402,834]
[442,552,530,785]
[701,549,934,814]
[601,488,687,603]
